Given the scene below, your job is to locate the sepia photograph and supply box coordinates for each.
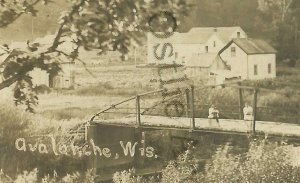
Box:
[0,0,300,182]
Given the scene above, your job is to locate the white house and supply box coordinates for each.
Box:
[147,26,247,65]
[218,38,277,80]
[147,26,277,84]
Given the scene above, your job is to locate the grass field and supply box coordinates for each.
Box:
[33,63,300,123]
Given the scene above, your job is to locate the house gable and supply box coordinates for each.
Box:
[228,27,247,40]
[219,38,276,80]
[205,34,227,53]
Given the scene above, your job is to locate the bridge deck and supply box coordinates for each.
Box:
[93,115,300,138]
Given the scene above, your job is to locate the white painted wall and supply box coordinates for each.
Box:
[229,27,248,40]
[220,43,248,79]
[173,43,203,64]
[147,27,248,66]
[205,34,226,53]
[220,43,276,80]
[248,54,276,80]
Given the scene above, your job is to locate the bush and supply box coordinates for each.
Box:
[125,140,300,183]
[112,169,158,183]
[0,102,89,179]
[0,169,96,183]
[199,140,300,183]
[33,84,51,94]
[0,103,32,175]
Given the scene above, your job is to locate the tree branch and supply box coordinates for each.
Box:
[0,75,21,90]
[0,0,42,28]
[0,0,88,91]
[53,49,96,78]
[48,0,87,52]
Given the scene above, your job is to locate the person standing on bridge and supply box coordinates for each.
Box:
[243,103,253,121]
[243,103,253,131]
[208,105,220,127]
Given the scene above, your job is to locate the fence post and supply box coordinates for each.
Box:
[190,86,195,131]
[238,82,244,119]
[252,88,259,134]
[136,95,141,127]
[185,88,190,117]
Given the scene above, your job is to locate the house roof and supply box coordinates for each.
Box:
[147,32,186,44]
[188,26,242,43]
[187,53,218,67]
[231,38,277,54]
[148,26,243,44]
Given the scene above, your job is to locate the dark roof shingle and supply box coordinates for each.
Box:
[232,38,277,54]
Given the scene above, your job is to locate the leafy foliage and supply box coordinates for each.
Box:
[0,168,96,183]
[185,0,300,66]
[0,101,89,178]
[130,140,300,183]
[0,0,191,111]
[198,141,300,183]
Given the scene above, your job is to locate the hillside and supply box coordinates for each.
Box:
[0,0,299,64]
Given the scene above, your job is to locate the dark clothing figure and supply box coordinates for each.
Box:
[208,105,220,127]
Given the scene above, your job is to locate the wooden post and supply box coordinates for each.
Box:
[252,88,259,134]
[190,86,195,131]
[86,123,98,176]
[140,131,146,166]
[185,88,190,117]
[238,82,244,119]
[136,95,141,127]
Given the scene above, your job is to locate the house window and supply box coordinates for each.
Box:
[182,56,185,64]
[254,65,258,75]
[227,65,232,71]
[205,46,208,53]
[237,32,241,38]
[175,52,178,59]
[213,41,216,47]
[231,47,236,57]
[268,63,272,74]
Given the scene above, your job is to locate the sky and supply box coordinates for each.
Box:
[0,0,69,44]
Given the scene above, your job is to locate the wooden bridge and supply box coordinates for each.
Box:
[67,83,300,141]
[67,83,299,182]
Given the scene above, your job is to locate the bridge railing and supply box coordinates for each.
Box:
[89,83,299,134]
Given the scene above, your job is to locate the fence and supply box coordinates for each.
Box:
[89,83,300,134]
